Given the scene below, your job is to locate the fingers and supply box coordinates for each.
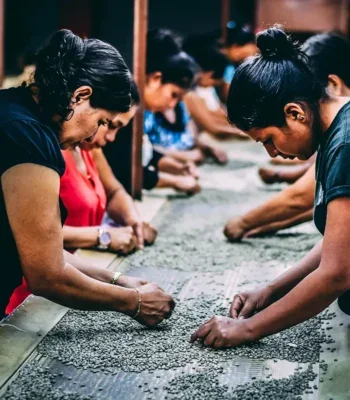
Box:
[230,295,243,319]
[238,299,254,319]
[133,223,144,250]
[190,320,212,343]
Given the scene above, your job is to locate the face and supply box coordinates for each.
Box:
[198,71,223,88]
[81,105,138,149]
[144,73,188,112]
[246,104,321,160]
[226,43,258,64]
[57,86,119,150]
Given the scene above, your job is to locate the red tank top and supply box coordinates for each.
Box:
[5,149,107,315]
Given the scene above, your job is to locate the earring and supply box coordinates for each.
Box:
[298,115,305,121]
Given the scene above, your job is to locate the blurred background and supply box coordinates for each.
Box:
[3,0,349,76]
[1,0,349,196]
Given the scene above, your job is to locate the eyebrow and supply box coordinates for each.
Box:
[107,119,123,130]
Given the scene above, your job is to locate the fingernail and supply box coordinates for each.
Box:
[239,316,245,319]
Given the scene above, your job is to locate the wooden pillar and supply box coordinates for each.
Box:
[132,0,148,200]
[221,0,230,43]
[0,0,4,86]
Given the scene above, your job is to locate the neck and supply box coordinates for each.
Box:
[319,95,350,133]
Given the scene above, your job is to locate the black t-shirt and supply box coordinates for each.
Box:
[314,101,350,234]
[0,86,65,317]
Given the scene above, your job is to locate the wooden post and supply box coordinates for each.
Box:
[132,0,148,200]
[221,0,230,43]
[0,0,4,86]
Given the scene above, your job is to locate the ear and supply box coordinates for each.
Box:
[327,74,344,97]
[147,72,162,89]
[71,86,93,104]
[283,102,306,124]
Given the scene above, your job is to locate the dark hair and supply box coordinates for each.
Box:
[226,22,256,47]
[183,34,228,79]
[227,27,326,131]
[146,28,199,89]
[302,32,350,88]
[130,80,140,105]
[33,29,131,120]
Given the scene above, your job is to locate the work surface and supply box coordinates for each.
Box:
[1,140,349,400]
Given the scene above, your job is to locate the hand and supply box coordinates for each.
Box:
[174,175,201,195]
[183,161,200,179]
[186,149,205,165]
[143,221,158,246]
[134,283,176,327]
[223,217,248,242]
[207,146,228,165]
[109,226,137,255]
[190,316,254,349]
[117,275,148,288]
[230,286,274,319]
[258,167,280,184]
[131,221,145,250]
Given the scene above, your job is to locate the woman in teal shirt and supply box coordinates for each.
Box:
[191,27,350,348]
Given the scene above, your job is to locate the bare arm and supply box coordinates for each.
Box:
[224,163,315,240]
[185,92,244,137]
[156,172,201,194]
[64,250,113,283]
[245,208,314,237]
[92,148,144,248]
[153,145,205,165]
[2,164,136,313]
[247,198,350,340]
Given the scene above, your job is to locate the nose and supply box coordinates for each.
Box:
[105,130,117,143]
[168,98,178,109]
[264,142,279,158]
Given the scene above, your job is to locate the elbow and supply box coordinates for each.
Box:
[322,267,350,294]
[25,269,62,298]
[27,278,53,298]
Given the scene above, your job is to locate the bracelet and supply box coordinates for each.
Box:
[111,271,122,285]
[133,288,142,319]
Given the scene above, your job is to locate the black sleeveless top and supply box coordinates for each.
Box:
[0,86,66,317]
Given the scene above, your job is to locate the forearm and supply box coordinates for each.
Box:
[30,261,136,314]
[268,239,322,301]
[248,262,346,340]
[240,184,314,231]
[156,172,178,188]
[249,209,314,236]
[64,250,113,283]
[158,156,186,175]
[153,146,204,164]
[63,226,99,249]
[107,188,139,226]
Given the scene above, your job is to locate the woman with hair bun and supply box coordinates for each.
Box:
[1,29,174,326]
[191,27,350,348]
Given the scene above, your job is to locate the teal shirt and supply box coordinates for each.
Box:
[314,101,350,234]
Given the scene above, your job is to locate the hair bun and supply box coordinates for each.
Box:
[257,27,299,59]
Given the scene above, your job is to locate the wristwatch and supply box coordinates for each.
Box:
[97,227,112,250]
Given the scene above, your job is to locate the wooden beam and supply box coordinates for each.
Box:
[221,0,230,43]
[0,0,4,86]
[132,0,148,200]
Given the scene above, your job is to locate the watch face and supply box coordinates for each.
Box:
[100,231,111,246]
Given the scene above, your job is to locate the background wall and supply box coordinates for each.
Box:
[4,0,254,73]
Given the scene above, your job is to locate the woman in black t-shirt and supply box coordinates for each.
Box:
[191,27,350,348]
[0,29,174,325]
